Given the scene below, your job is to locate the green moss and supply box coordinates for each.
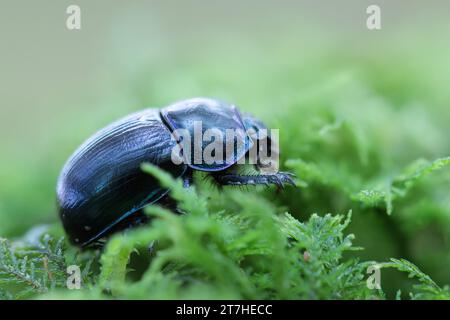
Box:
[2,165,449,299]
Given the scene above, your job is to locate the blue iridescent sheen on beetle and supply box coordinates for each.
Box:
[57,98,294,247]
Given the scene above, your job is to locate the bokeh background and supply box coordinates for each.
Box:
[1,0,449,297]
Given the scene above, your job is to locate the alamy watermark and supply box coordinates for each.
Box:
[65,5,383,33]
[366,263,382,290]
[66,265,81,289]
[169,121,279,173]
[66,5,81,30]
[65,262,383,291]
[366,5,381,30]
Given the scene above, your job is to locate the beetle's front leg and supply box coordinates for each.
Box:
[212,171,296,189]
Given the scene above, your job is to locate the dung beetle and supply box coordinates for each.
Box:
[57,97,295,247]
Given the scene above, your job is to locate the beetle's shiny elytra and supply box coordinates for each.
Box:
[57,97,295,247]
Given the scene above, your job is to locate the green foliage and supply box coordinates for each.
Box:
[278,211,376,299]
[0,235,98,299]
[1,166,445,300]
[86,165,379,299]
[354,157,450,215]
[0,236,66,299]
[287,157,450,215]
[380,259,450,300]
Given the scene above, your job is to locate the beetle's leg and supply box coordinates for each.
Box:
[212,171,296,189]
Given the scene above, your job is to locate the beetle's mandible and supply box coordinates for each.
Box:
[57,97,295,247]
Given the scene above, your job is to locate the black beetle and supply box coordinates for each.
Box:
[57,97,295,247]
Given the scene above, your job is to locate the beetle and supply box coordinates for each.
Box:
[57,97,295,247]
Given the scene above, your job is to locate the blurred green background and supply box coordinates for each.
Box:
[0,0,449,297]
